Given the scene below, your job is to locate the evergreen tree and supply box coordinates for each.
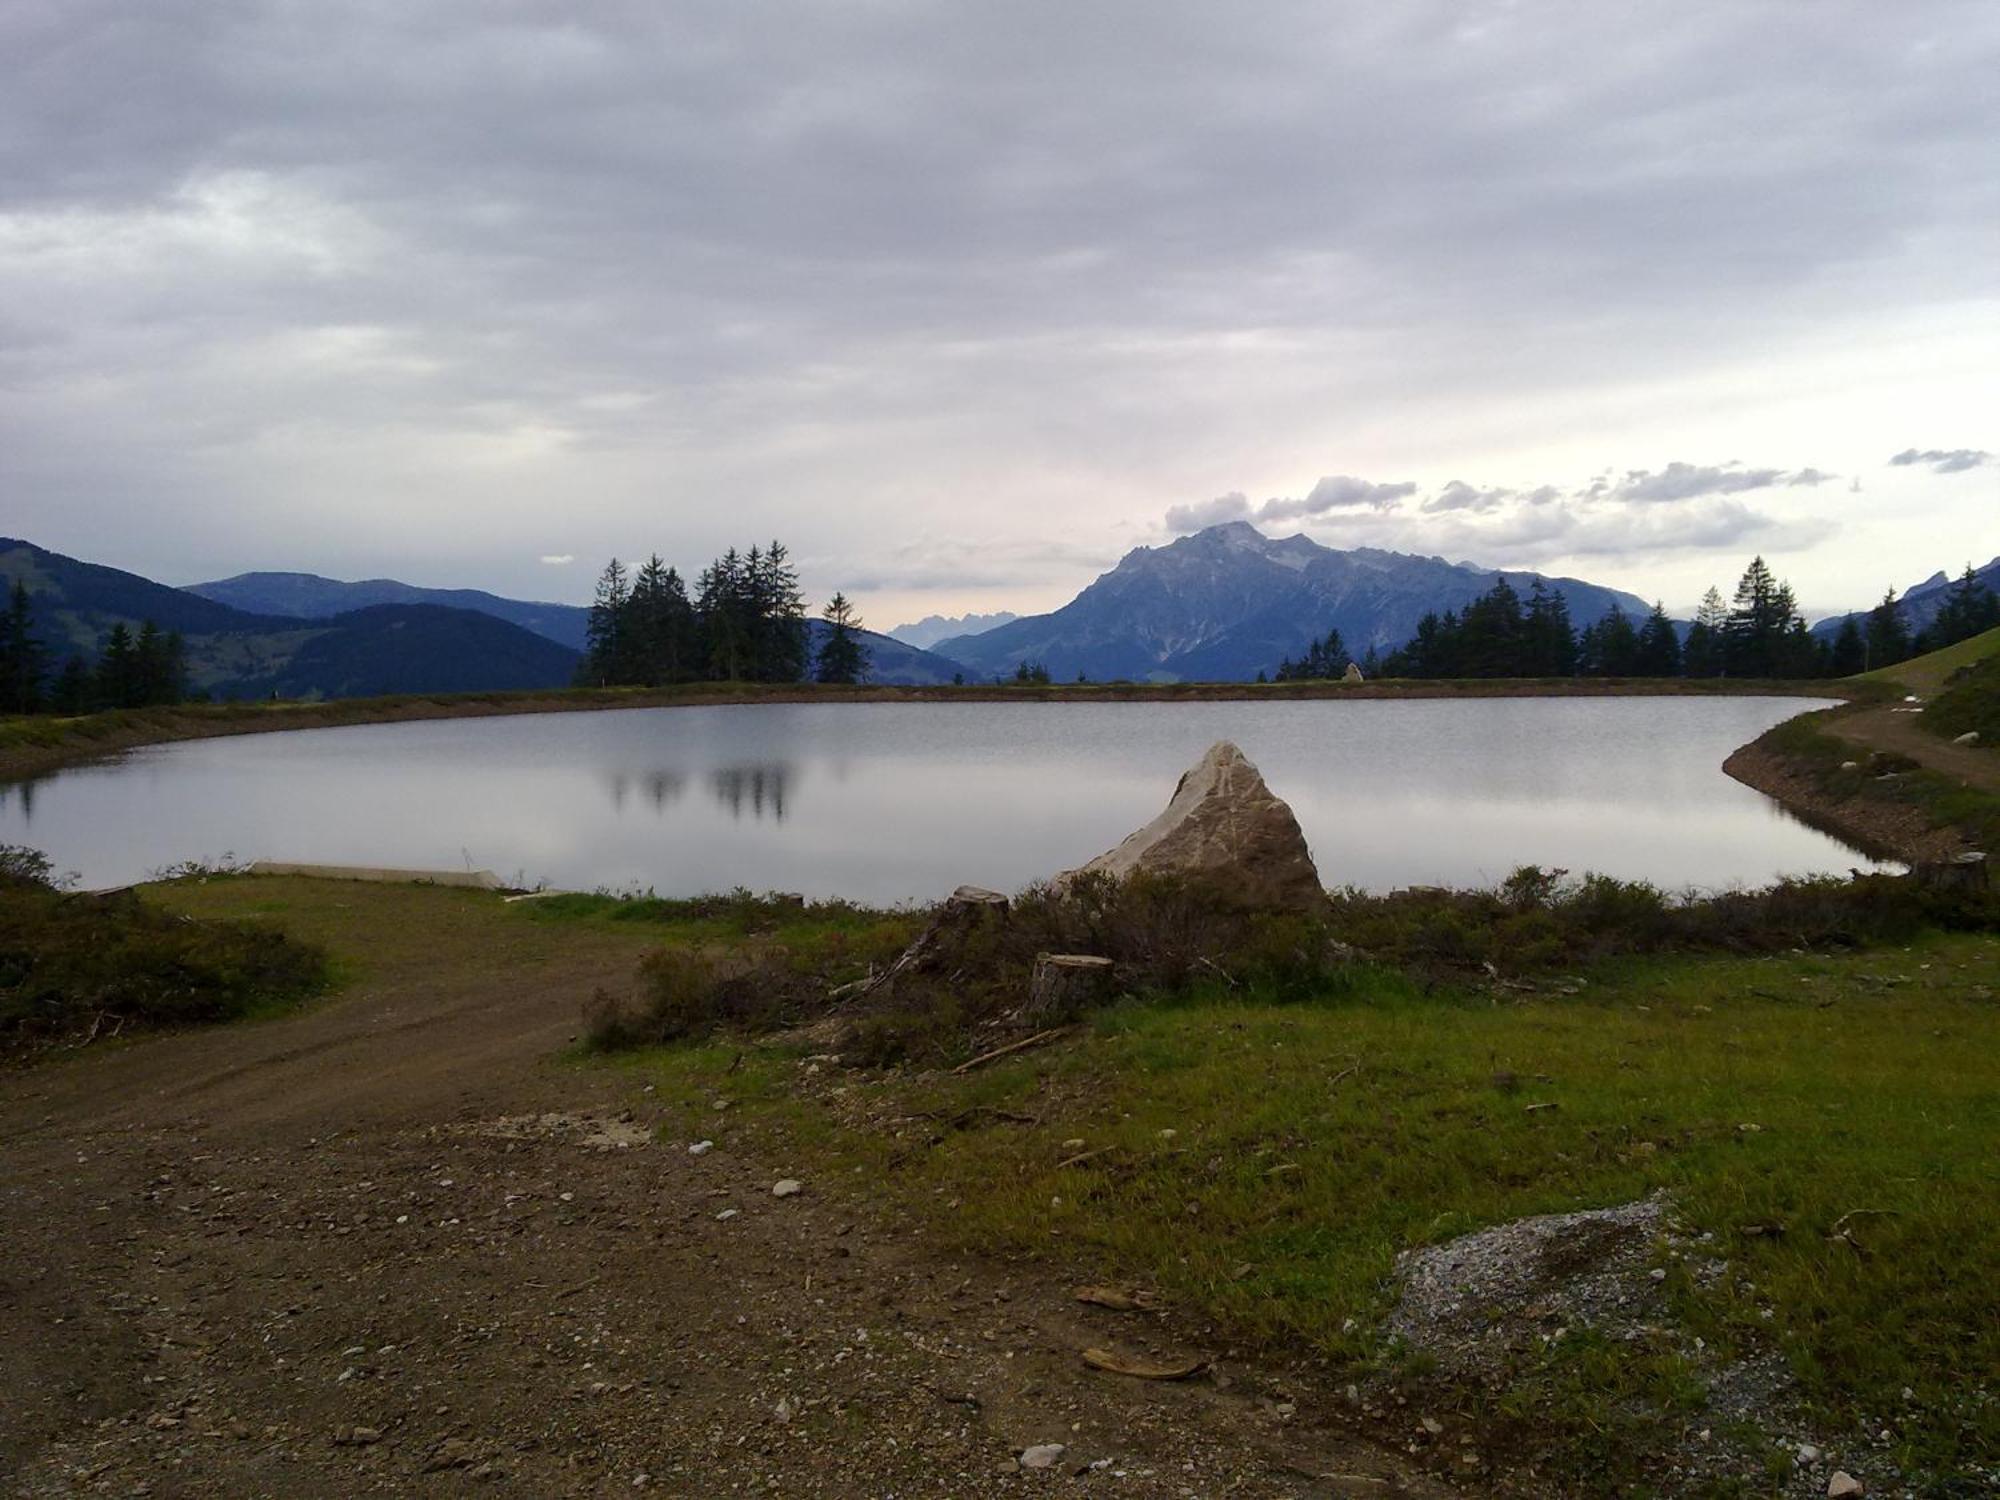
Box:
[1634,603,1682,677]
[51,656,90,715]
[1919,565,1999,652]
[1274,627,1350,680]
[750,541,809,682]
[1828,616,1867,677]
[0,580,45,714]
[96,624,137,709]
[1724,557,1803,677]
[582,558,632,686]
[1011,660,1051,685]
[1865,588,1912,671]
[1682,587,1728,677]
[814,593,870,684]
[697,549,748,680]
[1523,580,1577,676]
[1579,605,1642,676]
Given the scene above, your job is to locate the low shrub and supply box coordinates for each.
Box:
[582,947,817,1050]
[0,846,328,1052]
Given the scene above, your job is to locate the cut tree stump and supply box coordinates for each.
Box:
[1025,953,1116,1025]
[838,885,1010,1006]
[1912,851,1988,893]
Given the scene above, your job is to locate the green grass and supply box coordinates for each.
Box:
[1858,625,2000,695]
[1924,650,2000,747]
[622,936,2000,1491]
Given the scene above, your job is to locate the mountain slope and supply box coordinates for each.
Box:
[189,569,971,685]
[222,605,581,699]
[935,522,1654,682]
[1810,558,2000,640]
[885,611,1019,650]
[0,540,579,700]
[190,572,593,652]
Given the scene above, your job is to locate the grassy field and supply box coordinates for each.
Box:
[123,873,2000,1492]
[619,936,2000,1490]
[1859,626,2000,695]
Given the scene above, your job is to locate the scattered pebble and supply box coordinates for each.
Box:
[1827,1471,1865,1499]
[1020,1443,1067,1469]
[688,1141,714,1157]
[772,1179,802,1198]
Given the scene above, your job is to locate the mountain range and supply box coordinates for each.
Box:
[191,571,967,688]
[885,611,1019,650]
[1808,557,2000,640]
[935,522,1654,682]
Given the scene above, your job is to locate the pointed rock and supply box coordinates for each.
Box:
[1066,741,1324,911]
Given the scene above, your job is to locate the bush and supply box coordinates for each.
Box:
[0,850,328,1052]
[582,948,815,1050]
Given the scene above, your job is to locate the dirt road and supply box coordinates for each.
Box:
[0,881,1451,1499]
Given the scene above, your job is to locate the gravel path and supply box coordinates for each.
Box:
[0,882,1453,1498]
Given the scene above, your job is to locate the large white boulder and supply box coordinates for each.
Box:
[1066,741,1325,911]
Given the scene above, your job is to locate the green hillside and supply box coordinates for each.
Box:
[0,539,580,700]
[1857,625,2000,696]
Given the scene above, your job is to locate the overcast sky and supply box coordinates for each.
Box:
[3,1,1995,626]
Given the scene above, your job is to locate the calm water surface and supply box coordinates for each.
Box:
[0,699,1880,900]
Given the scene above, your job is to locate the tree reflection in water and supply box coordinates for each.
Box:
[710,763,793,822]
[605,770,687,814]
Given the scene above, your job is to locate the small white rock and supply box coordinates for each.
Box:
[1797,1442,1823,1464]
[714,1208,738,1221]
[1827,1471,1864,1499]
[1020,1443,1066,1469]
[688,1140,714,1156]
[772,1179,803,1198]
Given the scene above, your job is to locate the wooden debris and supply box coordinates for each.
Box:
[1074,1286,1161,1312]
[950,1026,1068,1075]
[1081,1347,1208,1381]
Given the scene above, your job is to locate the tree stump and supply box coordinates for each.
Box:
[1025,953,1116,1025]
[840,885,1011,1005]
[1912,851,1988,894]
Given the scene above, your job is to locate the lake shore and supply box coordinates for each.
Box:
[0,675,1850,785]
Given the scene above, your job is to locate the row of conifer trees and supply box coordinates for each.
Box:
[1272,557,2000,682]
[0,582,188,716]
[576,543,870,687]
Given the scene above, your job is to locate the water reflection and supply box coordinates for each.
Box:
[0,698,1887,900]
[606,770,688,814]
[710,763,793,822]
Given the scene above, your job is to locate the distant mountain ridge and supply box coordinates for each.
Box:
[886,610,1019,650]
[935,522,1654,682]
[1809,557,2000,640]
[190,572,594,652]
[187,568,969,687]
[0,540,580,699]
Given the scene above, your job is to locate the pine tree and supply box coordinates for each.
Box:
[1523,580,1577,676]
[0,581,45,714]
[1919,565,1999,652]
[1579,605,1641,677]
[582,558,632,686]
[1682,587,1728,677]
[97,623,137,709]
[1634,603,1682,677]
[1828,616,1867,677]
[1865,588,1912,671]
[814,593,870,684]
[51,656,90,714]
[753,541,809,682]
[1274,627,1349,680]
[1724,557,1804,677]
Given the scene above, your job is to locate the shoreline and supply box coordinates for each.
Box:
[1,677,1850,785]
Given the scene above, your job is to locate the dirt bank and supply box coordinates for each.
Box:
[1722,738,1964,864]
[0,880,1452,1498]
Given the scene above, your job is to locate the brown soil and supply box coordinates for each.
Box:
[1725,699,2000,864]
[0,880,1455,1498]
[1,678,1848,785]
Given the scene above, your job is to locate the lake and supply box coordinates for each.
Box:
[0,698,1881,901]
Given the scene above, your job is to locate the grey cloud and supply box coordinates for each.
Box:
[1164,492,1253,533]
[1422,480,1513,514]
[1255,475,1414,523]
[1889,448,1993,474]
[0,2,1991,601]
[1786,468,1837,486]
[1609,462,1788,503]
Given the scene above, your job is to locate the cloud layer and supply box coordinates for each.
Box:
[0,2,1994,610]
